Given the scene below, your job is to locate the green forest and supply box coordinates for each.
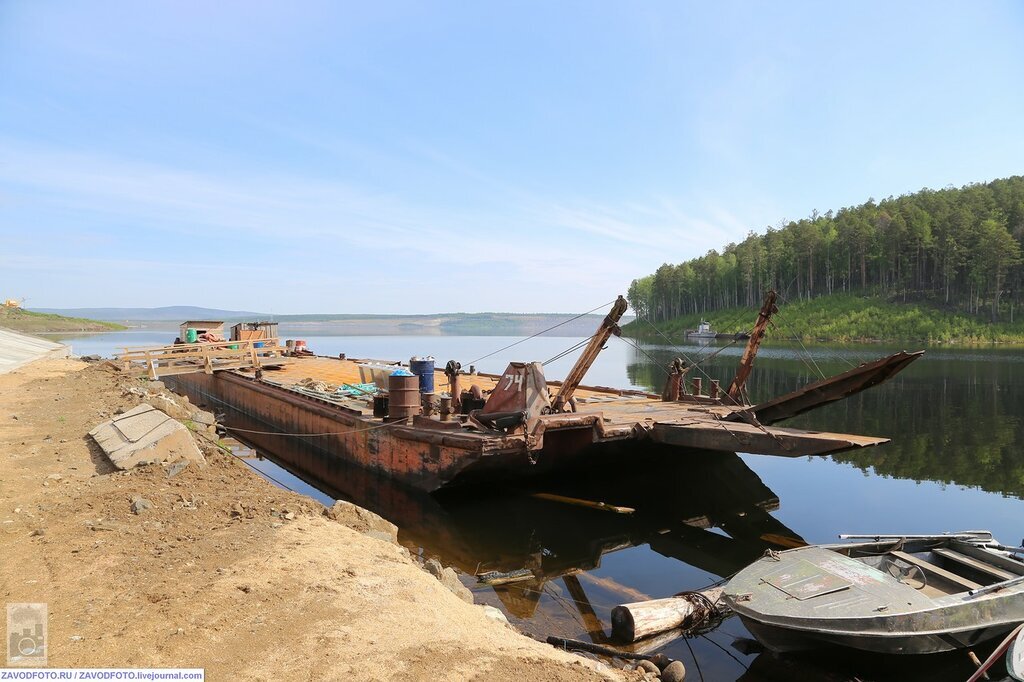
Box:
[626,176,1024,341]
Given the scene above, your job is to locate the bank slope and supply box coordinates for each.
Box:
[623,294,1024,344]
[0,307,126,333]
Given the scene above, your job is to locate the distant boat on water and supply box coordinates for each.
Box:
[686,319,750,341]
[687,320,716,338]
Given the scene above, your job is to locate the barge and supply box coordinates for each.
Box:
[124,293,922,492]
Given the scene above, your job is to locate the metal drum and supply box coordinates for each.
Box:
[409,356,435,394]
[372,395,389,418]
[387,370,421,421]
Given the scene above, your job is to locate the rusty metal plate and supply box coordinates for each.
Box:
[763,559,853,600]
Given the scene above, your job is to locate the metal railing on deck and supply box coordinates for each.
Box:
[116,338,291,379]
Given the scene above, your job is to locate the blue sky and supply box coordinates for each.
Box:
[2,1,1022,314]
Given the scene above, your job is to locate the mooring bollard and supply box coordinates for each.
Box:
[692,377,702,396]
[710,379,720,400]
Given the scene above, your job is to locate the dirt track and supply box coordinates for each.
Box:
[0,359,629,681]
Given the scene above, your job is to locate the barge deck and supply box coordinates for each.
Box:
[167,350,910,491]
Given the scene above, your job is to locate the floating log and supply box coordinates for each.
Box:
[531,493,635,514]
[615,625,691,656]
[611,587,727,643]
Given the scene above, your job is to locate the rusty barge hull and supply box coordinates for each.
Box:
[165,351,917,492]
[169,367,659,490]
[169,370,524,490]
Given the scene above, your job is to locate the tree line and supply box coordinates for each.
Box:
[627,176,1024,323]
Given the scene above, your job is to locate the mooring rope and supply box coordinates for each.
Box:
[698,632,749,670]
[222,419,405,438]
[683,634,705,682]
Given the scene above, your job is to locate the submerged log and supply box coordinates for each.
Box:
[531,493,635,514]
[611,587,727,643]
[545,636,670,668]
[476,568,535,586]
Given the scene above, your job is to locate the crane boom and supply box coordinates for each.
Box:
[552,296,628,412]
[726,290,777,403]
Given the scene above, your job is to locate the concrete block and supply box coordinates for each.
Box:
[89,404,206,470]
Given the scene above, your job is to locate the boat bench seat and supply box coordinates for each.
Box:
[890,551,983,591]
[932,548,1017,582]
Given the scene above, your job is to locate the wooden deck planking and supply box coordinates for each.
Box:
[250,355,654,404]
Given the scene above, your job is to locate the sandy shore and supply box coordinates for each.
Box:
[0,358,631,681]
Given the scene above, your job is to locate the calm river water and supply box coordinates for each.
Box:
[55,329,1024,680]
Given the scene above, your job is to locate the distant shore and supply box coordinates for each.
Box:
[0,307,126,334]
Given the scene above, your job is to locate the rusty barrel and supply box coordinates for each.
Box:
[387,370,421,421]
[372,395,389,418]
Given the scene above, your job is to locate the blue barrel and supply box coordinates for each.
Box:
[254,341,264,348]
[409,356,435,394]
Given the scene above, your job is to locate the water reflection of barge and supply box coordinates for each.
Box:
[158,293,920,492]
[222,411,803,617]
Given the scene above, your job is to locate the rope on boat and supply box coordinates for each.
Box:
[668,589,729,637]
[768,317,828,380]
[689,307,757,366]
[463,300,616,368]
[629,312,754,404]
[690,334,744,366]
[772,291,864,368]
[542,334,598,366]
[614,333,673,378]
[618,318,790,451]
[631,311,706,371]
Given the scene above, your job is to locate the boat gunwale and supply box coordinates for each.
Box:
[724,538,1024,642]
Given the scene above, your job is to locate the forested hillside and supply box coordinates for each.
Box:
[627,177,1024,325]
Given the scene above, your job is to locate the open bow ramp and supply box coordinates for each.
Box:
[739,350,925,426]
